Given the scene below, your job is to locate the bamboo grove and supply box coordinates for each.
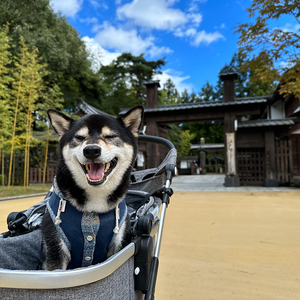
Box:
[0,25,64,189]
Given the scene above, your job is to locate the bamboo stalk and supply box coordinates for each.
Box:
[12,152,15,186]
[8,52,24,189]
[23,108,30,187]
[2,141,4,193]
[43,135,49,184]
[26,142,30,186]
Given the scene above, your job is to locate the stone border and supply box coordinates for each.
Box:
[0,193,47,202]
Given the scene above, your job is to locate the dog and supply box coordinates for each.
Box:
[41,106,144,270]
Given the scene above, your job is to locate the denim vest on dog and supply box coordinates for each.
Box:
[46,178,127,269]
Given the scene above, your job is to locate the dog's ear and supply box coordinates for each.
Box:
[120,106,144,137]
[47,109,74,137]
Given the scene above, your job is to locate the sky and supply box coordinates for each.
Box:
[49,0,296,94]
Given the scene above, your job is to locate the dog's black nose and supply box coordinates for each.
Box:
[83,145,101,159]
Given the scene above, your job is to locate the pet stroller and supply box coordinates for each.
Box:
[0,135,177,300]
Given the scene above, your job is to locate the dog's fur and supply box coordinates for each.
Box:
[41,106,144,270]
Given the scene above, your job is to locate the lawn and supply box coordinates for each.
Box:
[0,185,51,199]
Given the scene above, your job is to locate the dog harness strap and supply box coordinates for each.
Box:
[47,177,128,269]
[81,212,100,267]
[47,198,71,252]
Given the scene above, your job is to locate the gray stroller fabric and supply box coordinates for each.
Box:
[0,230,42,270]
[130,148,177,193]
[0,144,176,299]
[0,256,143,300]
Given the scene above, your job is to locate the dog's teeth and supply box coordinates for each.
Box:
[105,162,110,172]
[86,173,104,182]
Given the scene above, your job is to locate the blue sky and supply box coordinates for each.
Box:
[50,0,296,94]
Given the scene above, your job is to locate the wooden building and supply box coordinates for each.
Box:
[118,74,300,187]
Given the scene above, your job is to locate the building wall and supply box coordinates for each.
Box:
[290,134,300,176]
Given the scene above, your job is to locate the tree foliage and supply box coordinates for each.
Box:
[235,0,300,97]
[0,25,13,143]
[158,79,180,105]
[0,0,106,109]
[178,130,196,157]
[100,53,165,114]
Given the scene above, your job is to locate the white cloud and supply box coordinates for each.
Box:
[174,28,224,45]
[82,36,121,71]
[187,13,202,26]
[80,17,98,24]
[147,45,173,57]
[117,0,188,30]
[94,22,153,55]
[188,0,207,12]
[154,69,193,93]
[89,0,109,9]
[279,23,300,33]
[50,0,83,17]
[93,22,172,57]
[116,0,223,48]
[192,30,224,45]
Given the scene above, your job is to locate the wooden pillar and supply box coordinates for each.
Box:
[223,113,240,186]
[200,137,206,174]
[145,81,160,168]
[220,72,240,187]
[219,72,238,102]
[265,131,278,187]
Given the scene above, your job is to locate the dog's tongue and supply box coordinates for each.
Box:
[88,163,105,180]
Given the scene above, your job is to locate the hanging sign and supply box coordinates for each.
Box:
[226,132,236,175]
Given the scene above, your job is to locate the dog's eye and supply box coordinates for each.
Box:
[75,135,86,141]
[105,135,117,139]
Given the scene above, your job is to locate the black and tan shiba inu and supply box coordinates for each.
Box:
[41,106,143,270]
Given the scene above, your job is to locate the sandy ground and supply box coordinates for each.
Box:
[0,196,45,234]
[155,191,300,300]
[0,192,300,299]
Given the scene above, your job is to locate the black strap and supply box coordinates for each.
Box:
[152,187,173,199]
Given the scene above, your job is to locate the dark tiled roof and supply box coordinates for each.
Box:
[219,72,238,80]
[143,80,160,87]
[77,99,114,117]
[119,98,268,115]
[238,119,294,128]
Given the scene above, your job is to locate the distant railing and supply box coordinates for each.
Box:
[1,154,57,185]
[30,167,57,184]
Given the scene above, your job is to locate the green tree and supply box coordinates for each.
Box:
[235,0,300,97]
[0,25,13,188]
[168,124,183,155]
[39,84,64,183]
[100,53,165,114]
[159,79,180,105]
[199,82,218,101]
[215,52,276,99]
[8,38,47,187]
[0,0,106,110]
[178,130,196,157]
[0,25,13,144]
[22,47,48,186]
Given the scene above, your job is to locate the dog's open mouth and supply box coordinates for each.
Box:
[81,158,118,185]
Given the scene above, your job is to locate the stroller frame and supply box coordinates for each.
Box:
[0,135,176,300]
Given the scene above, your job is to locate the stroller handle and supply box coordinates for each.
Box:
[138,135,175,151]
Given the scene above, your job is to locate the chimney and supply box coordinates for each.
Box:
[144,80,160,108]
[219,72,238,102]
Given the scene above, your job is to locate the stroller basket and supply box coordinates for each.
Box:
[0,135,177,300]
